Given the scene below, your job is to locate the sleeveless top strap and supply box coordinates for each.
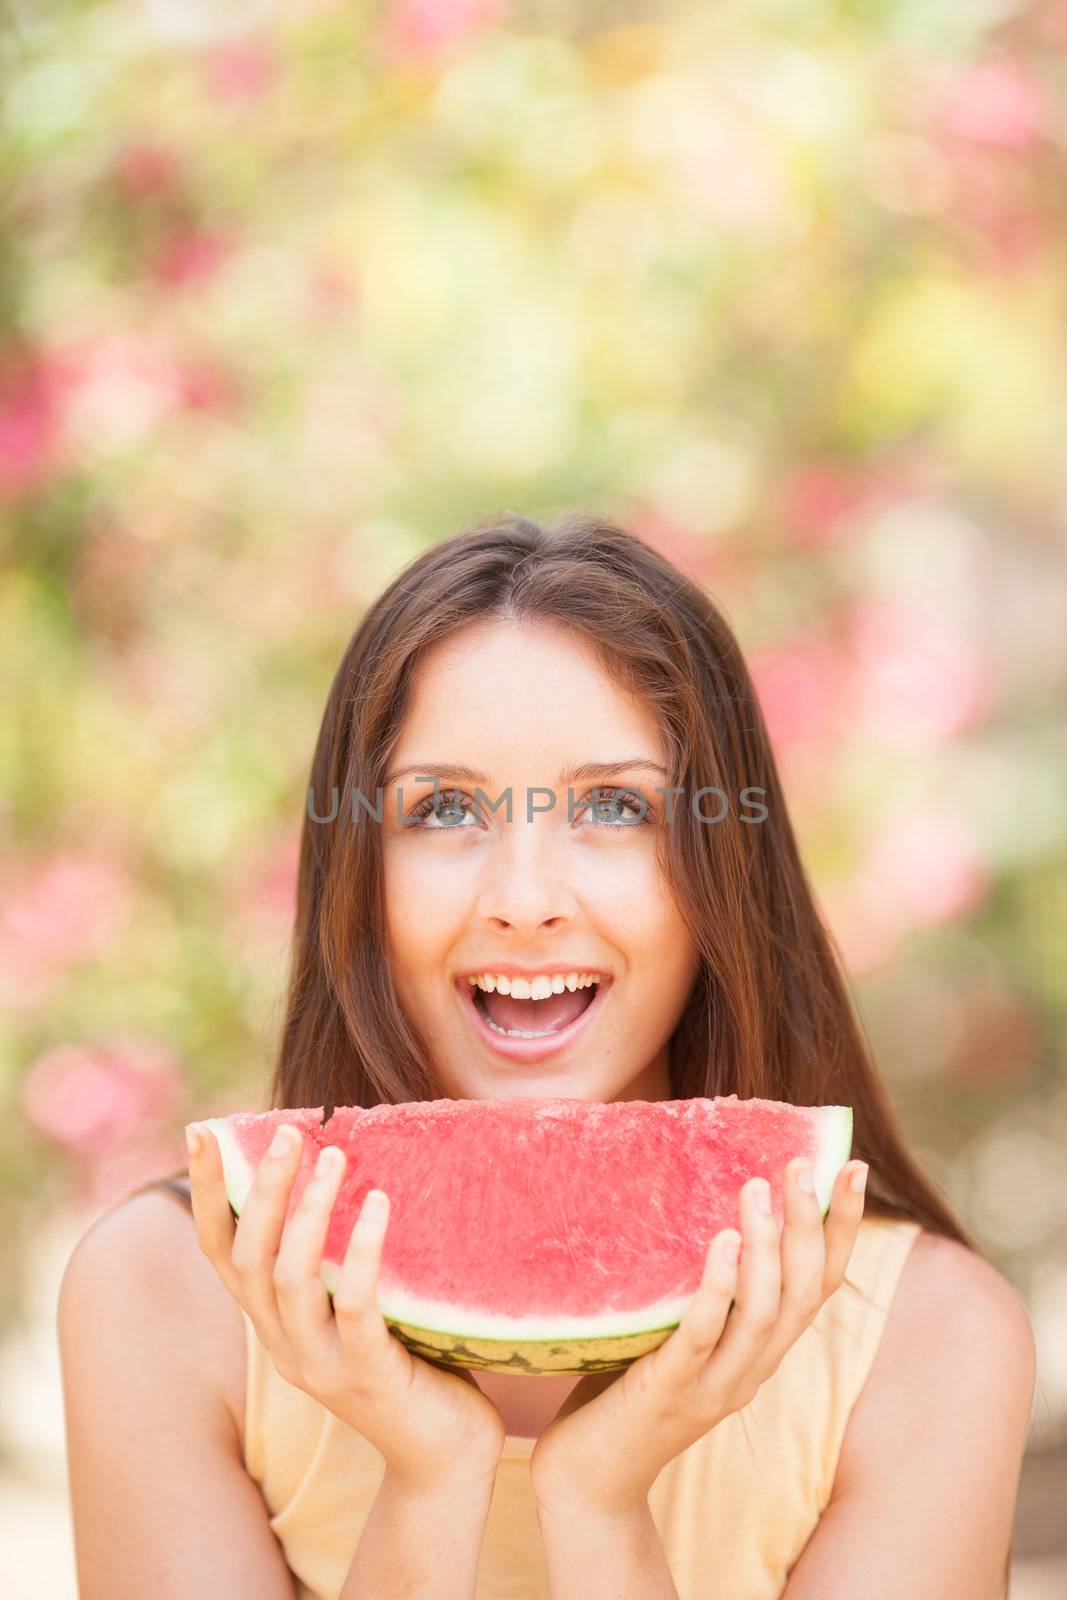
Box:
[135,1174,193,1211]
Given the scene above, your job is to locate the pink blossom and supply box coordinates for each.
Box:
[201,40,278,105]
[846,598,994,746]
[857,812,990,931]
[112,141,182,200]
[21,1039,184,1158]
[0,353,63,501]
[749,638,842,746]
[820,813,989,970]
[934,59,1047,153]
[940,142,1049,276]
[780,461,903,547]
[224,832,300,947]
[45,332,228,430]
[0,852,130,1007]
[972,202,1047,276]
[377,0,509,62]
[151,228,231,289]
[55,332,186,456]
[174,358,239,415]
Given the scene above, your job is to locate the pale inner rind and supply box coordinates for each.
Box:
[318,1260,692,1338]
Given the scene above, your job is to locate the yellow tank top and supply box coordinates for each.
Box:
[237,1213,982,1599]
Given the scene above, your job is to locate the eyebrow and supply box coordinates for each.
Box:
[383,759,671,786]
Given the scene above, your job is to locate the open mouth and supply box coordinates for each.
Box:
[455,974,611,1064]
[473,978,597,1038]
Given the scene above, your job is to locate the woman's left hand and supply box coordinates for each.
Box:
[528,1156,869,1513]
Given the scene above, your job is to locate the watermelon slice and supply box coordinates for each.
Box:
[201,1095,852,1375]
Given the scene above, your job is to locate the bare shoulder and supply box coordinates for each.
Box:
[58,1184,247,1450]
[875,1228,1036,1377]
[58,1189,302,1596]
[836,1226,1037,1496]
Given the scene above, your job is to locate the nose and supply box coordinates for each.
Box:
[474,815,580,933]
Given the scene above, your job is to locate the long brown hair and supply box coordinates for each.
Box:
[265,509,973,1248]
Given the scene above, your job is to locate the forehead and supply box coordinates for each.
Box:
[394,618,665,769]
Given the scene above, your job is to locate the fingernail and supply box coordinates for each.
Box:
[185,1125,202,1157]
[751,1179,772,1214]
[269,1125,297,1159]
[315,1144,343,1177]
[362,1188,387,1222]
[796,1162,815,1194]
[718,1229,741,1263]
[850,1163,868,1195]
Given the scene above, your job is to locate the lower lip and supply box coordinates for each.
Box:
[455,978,611,1065]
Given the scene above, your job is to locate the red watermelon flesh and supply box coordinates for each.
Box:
[202,1095,852,1374]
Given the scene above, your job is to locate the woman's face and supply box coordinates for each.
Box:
[381,617,700,1103]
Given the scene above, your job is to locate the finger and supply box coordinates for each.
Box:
[822,1161,868,1291]
[333,1189,408,1372]
[703,1176,782,1384]
[665,1227,741,1370]
[272,1143,348,1365]
[227,1122,308,1347]
[186,1122,240,1294]
[779,1155,827,1328]
[744,1156,826,1380]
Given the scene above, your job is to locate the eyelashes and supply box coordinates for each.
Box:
[584,786,653,825]
[406,786,655,830]
[407,789,471,827]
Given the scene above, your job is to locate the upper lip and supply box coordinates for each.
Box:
[455,962,612,981]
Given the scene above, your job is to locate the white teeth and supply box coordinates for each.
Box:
[485,1018,559,1039]
[466,971,601,997]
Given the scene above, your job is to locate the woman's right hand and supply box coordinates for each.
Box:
[186,1121,507,1492]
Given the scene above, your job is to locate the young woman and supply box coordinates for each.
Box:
[58,512,1035,1599]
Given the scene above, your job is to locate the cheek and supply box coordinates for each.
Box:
[382,844,472,960]
[585,852,696,978]
[584,842,678,926]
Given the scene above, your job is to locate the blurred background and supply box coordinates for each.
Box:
[2,0,1065,1592]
